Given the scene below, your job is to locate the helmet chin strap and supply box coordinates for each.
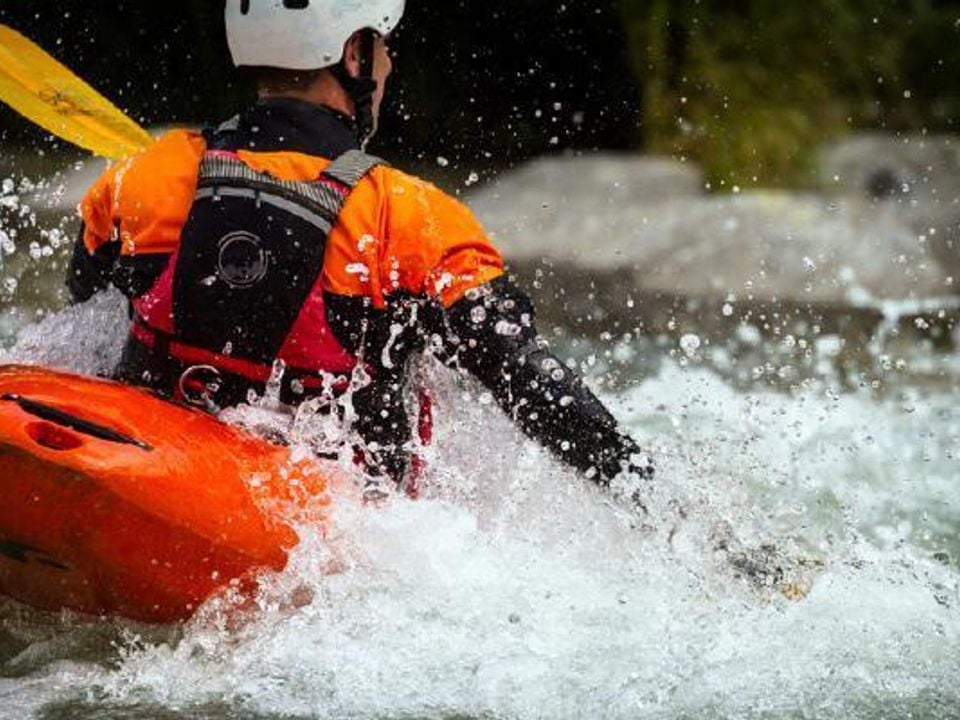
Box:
[331,29,378,148]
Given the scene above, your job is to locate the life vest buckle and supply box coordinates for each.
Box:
[178,365,224,411]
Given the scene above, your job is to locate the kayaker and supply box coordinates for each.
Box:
[66,0,653,496]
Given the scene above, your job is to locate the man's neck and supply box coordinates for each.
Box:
[258,74,355,119]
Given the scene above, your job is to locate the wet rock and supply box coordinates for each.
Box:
[818,133,960,283]
[818,133,960,205]
[470,173,949,303]
[469,152,959,386]
[469,153,703,230]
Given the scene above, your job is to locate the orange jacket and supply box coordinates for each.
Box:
[80,128,504,310]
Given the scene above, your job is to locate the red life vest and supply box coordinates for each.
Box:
[128,149,383,405]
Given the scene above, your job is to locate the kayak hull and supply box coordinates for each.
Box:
[0,365,329,623]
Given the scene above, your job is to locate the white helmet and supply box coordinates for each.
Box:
[225,0,405,70]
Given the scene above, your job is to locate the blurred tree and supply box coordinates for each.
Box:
[620,0,960,187]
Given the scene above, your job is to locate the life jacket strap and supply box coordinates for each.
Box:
[127,320,351,409]
[196,148,384,225]
[320,149,384,189]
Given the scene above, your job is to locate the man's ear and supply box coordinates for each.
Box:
[341,33,363,78]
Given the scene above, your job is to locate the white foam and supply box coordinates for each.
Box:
[1,297,958,719]
[84,362,960,718]
[0,289,128,376]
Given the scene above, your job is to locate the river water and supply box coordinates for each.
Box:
[0,163,958,719]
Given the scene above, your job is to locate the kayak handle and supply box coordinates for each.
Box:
[1,393,153,451]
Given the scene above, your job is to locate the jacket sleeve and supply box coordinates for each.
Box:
[67,130,204,303]
[67,159,120,303]
[434,276,652,484]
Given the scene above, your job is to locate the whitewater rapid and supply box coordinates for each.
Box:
[1,291,957,720]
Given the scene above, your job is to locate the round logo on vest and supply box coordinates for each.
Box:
[217,231,269,288]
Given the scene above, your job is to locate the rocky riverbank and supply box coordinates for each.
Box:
[467,136,960,387]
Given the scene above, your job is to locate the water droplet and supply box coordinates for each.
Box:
[679,334,701,358]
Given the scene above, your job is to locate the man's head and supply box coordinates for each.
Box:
[225,0,404,144]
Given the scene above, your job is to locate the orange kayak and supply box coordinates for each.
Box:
[0,364,330,623]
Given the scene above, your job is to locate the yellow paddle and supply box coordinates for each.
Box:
[0,24,153,159]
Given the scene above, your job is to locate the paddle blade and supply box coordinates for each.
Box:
[0,24,153,159]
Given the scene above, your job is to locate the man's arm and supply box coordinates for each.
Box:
[326,280,652,486]
[66,223,172,304]
[66,223,117,303]
[436,276,652,484]
[325,292,421,483]
[69,130,203,305]
[333,166,652,485]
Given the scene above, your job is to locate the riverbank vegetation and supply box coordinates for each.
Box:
[621,0,960,187]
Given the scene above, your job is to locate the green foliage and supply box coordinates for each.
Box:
[620,0,960,188]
